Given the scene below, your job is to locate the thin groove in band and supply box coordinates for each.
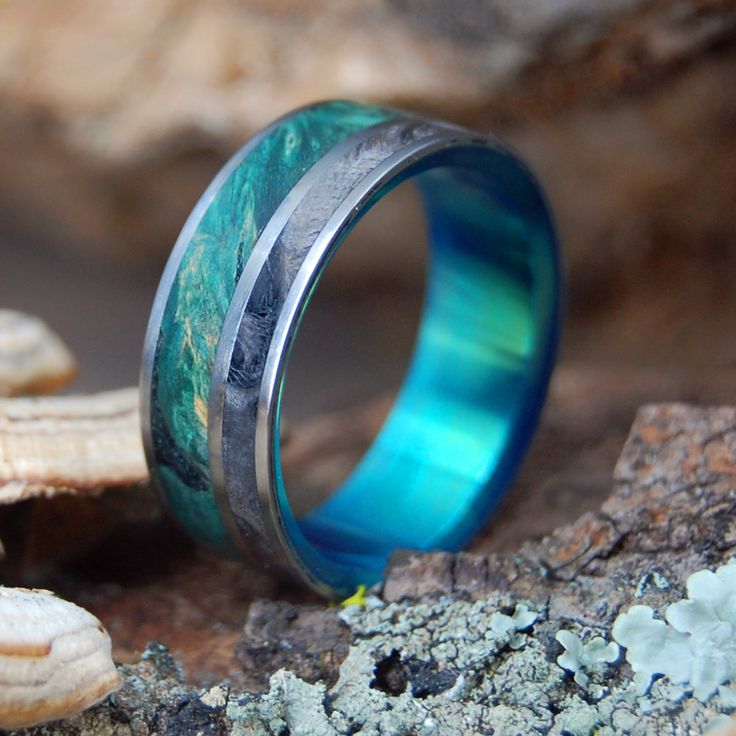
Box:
[208,117,426,562]
[142,102,400,548]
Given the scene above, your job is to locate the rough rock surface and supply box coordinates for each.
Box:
[11,402,736,734]
[236,600,352,691]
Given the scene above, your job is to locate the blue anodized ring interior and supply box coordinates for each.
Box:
[141,100,561,599]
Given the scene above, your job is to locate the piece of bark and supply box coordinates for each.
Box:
[244,398,736,690]
[384,403,736,629]
[0,388,146,504]
[0,311,75,398]
[10,402,736,734]
[230,404,736,712]
[236,600,352,692]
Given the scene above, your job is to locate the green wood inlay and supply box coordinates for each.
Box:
[151,101,396,548]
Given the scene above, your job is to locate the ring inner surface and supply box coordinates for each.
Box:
[274,150,559,591]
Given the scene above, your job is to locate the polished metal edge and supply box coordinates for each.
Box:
[208,116,434,569]
[256,133,488,595]
[210,116,485,594]
[139,101,330,514]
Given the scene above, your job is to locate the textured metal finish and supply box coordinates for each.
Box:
[142,101,561,598]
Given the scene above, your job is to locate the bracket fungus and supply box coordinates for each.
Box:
[0,310,76,397]
[0,387,148,504]
[0,586,121,729]
[0,312,127,728]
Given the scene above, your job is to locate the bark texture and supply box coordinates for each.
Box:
[9,402,736,734]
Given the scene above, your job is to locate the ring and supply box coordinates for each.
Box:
[141,100,561,598]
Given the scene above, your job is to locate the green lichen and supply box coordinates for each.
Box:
[489,603,541,649]
[23,563,736,735]
[613,559,736,701]
[556,630,620,689]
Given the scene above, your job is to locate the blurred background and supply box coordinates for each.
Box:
[0,0,735,685]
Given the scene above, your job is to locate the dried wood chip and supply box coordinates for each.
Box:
[0,310,76,397]
[0,388,147,504]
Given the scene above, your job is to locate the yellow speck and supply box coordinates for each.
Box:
[341,584,368,607]
[181,319,195,352]
[194,395,208,426]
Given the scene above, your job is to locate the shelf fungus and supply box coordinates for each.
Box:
[0,586,121,729]
[0,310,76,397]
[0,387,148,504]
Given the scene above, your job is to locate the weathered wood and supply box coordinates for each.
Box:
[0,311,75,398]
[0,388,146,504]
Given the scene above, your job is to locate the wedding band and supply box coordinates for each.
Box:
[140,100,561,598]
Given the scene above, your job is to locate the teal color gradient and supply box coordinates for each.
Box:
[148,100,560,596]
[279,150,560,592]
